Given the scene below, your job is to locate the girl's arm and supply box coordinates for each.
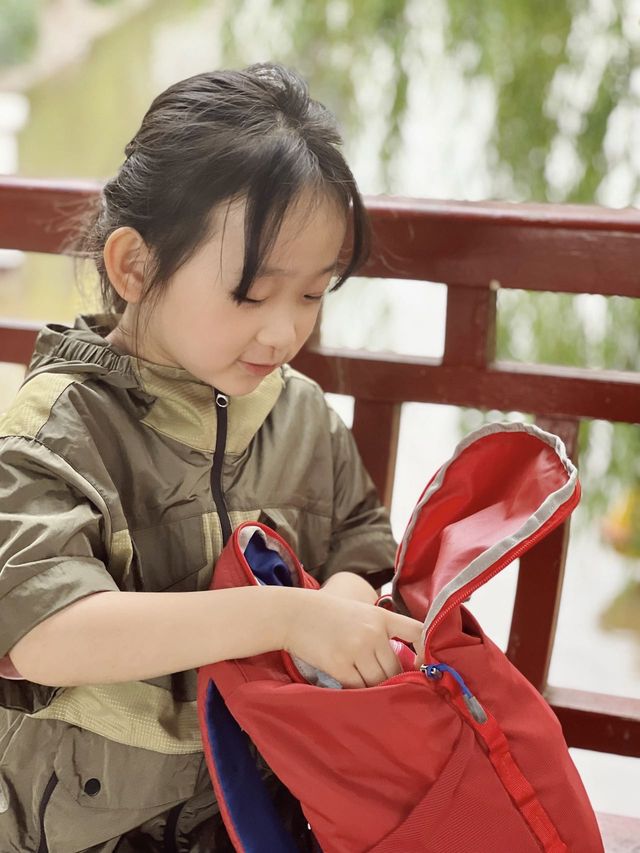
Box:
[321,571,379,605]
[9,585,423,689]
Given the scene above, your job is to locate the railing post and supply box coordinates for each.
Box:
[442,283,497,367]
[351,399,401,510]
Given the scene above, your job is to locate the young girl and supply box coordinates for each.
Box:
[0,63,422,851]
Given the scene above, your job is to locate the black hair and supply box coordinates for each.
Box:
[80,62,371,315]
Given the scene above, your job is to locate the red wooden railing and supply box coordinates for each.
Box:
[1,177,639,834]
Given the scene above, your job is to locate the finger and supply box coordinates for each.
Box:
[385,612,424,645]
[376,642,402,681]
[341,665,368,690]
[353,657,389,688]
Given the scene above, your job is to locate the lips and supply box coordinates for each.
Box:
[239,361,279,377]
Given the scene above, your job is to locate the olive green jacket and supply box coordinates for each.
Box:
[0,314,396,755]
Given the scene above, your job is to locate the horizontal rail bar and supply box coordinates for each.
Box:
[292,347,640,423]
[0,320,41,364]
[3,324,639,424]
[363,197,640,297]
[3,178,640,297]
[547,686,640,757]
[0,177,100,254]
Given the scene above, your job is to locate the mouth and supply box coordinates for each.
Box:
[238,361,279,377]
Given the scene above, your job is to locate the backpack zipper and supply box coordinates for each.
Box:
[422,662,487,723]
[211,390,232,547]
[421,481,581,660]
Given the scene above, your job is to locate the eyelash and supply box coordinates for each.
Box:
[241,294,324,306]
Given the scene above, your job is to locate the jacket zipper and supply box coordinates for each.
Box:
[211,390,232,547]
[163,391,231,849]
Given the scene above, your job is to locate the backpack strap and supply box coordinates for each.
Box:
[429,666,568,853]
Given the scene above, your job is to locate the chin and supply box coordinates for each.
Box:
[212,375,264,398]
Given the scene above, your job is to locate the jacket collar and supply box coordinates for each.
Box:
[27,314,284,455]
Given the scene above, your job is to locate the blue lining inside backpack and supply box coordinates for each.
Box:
[203,531,299,852]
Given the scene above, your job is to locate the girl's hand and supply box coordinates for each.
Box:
[281,589,424,689]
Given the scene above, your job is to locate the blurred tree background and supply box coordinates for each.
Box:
[0,0,41,66]
[1,0,639,533]
[0,0,122,67]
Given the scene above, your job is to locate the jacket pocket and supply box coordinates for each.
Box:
[52,725,200,811]
[130,513,208,592]
[0,715,201,853]
[38,725,201,852]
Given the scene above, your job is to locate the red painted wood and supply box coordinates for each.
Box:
[292,348,640,423]
[0,320,41,364]
[547,686,640,757]
[362,196,640,297]
[3,178,640,297]
[508,524,572,692]
[0,177,100,254]
[352,399,401,509]
[443,284,497,367]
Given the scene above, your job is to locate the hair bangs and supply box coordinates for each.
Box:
[231,136,327,303]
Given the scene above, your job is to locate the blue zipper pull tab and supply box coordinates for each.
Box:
[422,663,488,724]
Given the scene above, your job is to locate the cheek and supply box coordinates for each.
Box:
[192,305,254,358]
[300,306,322,339]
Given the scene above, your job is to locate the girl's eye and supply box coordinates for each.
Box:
[238,293,324,306]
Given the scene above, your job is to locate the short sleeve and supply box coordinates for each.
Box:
[0,436,119,660]
[321,407,397,582]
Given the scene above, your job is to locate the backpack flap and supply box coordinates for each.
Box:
[391,422,580,662]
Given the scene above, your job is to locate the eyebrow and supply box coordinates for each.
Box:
[257,260,339,277]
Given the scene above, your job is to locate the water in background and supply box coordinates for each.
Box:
[1,0,638,814]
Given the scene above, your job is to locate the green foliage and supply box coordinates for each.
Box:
[445,0,576,200]
[0,0,122,70]
[221,0,411,187]
[0,0,40,67]
[445,1,640,522]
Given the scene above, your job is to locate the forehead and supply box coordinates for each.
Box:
[210,191,347,267]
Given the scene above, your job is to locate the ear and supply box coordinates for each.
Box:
[103,227,150,305]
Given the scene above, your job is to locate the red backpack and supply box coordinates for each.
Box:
[198,422,604,852]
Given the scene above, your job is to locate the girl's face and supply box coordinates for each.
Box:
[134,193,347,395]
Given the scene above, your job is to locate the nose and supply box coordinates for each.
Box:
[255,309,298,355]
